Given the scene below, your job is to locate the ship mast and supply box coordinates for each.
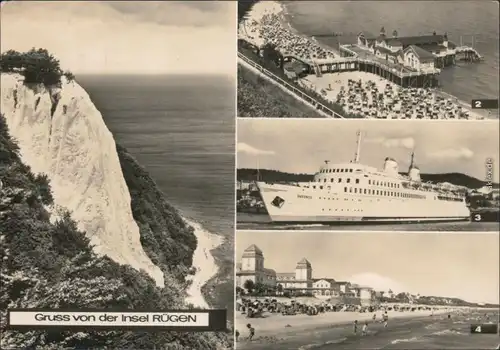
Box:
[353,130,362,163]
[409,150,415,169]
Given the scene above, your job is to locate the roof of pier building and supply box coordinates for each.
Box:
[388,35,445,47]
[404,45,436,61]
[359,32,447,49]
[374,46,401,57]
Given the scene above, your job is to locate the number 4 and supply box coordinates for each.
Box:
[474,100,482,108]
[475,326,482,332]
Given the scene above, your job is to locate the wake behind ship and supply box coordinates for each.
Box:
[257,132,471,224]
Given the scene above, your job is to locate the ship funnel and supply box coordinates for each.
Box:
[409,167,421,182]
[383,157,399,177]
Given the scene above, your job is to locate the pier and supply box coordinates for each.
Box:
[455,46,483,62]
[239,38,446,89]
[278,46,441,88]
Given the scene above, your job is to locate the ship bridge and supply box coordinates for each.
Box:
[314,162,376,182]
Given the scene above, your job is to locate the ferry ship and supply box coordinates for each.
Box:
[257,131,470,224]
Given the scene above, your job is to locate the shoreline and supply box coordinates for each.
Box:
[240,0,497,120]
[185,218,224,309]
[235,309,452,337]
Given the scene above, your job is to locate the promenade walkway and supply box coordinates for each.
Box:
[238,52,345,119]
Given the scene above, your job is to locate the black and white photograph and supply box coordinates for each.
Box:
[237,119,499,232]
[235,230,500,349]
[237,0,499,119]
[0,1,235,349]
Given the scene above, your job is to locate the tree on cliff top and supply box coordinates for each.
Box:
[0,48,75,86]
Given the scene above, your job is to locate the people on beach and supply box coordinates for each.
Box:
[333,78,475,120]
[362,321,368,336]
[247,323,255,341]
[353,320,358,334]
[240,12,336,61]
[239,7,487,121]
[383,312,389,328]
[235,330,240,342]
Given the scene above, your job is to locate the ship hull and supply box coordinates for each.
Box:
[257,182,471,224]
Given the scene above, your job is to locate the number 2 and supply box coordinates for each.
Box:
[475,100,482,108]
[474,214,481,221]
[475,326,482,332]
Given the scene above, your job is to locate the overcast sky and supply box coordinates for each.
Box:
[237,231,500,304]
[0,1,235,75]
[237,120,500,182]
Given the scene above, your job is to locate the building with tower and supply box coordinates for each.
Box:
[236,244,277,288]
[356,27,454,71]
[236,244,374,300]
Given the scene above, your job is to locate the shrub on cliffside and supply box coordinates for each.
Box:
[116,144,198,283]
[238,65,322,118]
[0,114,230,349]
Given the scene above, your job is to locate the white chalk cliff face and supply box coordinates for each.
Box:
[0,73,164,287]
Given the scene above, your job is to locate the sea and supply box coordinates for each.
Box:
[77,74,235,296]
[237,213,500,232]
[236,311,500,350]
[283,0,499,104]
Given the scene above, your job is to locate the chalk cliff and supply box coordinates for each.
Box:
[0,73,164,287]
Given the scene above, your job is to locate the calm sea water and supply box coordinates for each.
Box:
[237,213,499,232]
[77,74,235,240]
[284,0,499,102]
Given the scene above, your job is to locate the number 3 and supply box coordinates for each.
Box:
[474,214,481,221]
[475,326,482,332]
[474,100,482,108]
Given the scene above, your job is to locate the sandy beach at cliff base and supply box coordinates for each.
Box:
[185,219,224,308]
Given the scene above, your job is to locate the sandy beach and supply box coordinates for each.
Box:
[236,308,449,337]
[236,309,499,350]
[185,219,224,308]
[238,1,283,47]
